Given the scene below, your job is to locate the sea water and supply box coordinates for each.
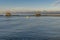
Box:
[0,16,60,40]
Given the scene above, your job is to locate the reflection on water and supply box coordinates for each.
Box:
[0,16,60,40]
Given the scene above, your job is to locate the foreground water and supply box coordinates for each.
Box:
[0,16,60,40]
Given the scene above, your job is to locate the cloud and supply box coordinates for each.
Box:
[9,7,38,12]
[51,0,60,7]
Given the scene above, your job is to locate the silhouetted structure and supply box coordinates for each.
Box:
[5,12,11,16]
[35,11,41,16]
[35,13,41,16]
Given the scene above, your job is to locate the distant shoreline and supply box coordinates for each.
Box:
[0,15,60,17]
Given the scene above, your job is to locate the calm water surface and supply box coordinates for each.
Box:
[0,16,60,40]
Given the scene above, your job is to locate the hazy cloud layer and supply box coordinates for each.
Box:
[52,0,60,7]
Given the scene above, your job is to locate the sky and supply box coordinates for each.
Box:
[0,0,60,12]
